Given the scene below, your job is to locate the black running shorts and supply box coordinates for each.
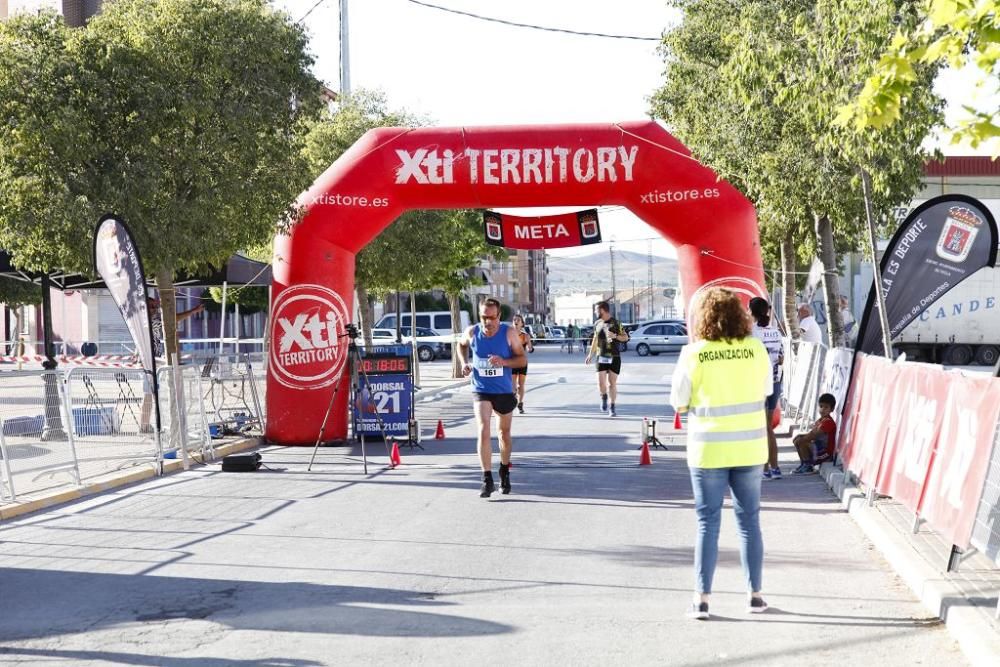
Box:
[511,365,528,376]
[596,357,622,375]
[473,392,518,415]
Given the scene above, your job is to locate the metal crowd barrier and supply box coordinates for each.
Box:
[0,353,268,503]
[0,371,81,502]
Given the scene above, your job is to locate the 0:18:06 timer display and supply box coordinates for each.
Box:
[359,356,410,375]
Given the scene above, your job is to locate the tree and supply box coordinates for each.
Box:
[0,278,42,355]
[302,90,502,374]
[839,0,1000,153]
[0,2,321,451]
[0,1,321,363]
[652,0,941,347]
[301,89,427,346]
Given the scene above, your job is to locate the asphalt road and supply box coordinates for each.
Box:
[0,347,965,666]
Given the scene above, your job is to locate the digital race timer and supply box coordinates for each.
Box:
[358,355,412,375]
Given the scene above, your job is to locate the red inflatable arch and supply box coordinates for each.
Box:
[267,121,764,445]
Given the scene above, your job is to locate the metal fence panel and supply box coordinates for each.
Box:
[970,418,1000,566]
[191,353,266,442]
[63,367,160,479]
[0,371,81,500]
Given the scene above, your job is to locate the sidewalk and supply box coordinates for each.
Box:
[819,463,1000,665]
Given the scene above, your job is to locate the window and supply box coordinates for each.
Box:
[434,314,451,330]
[416,315,432,329]
[643,325,664,336]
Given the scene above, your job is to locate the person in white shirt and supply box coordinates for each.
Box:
[797,304,822,344]
[839,295,856,345]
[750,298,784,480]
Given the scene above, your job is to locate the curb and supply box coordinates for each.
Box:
[0,437,261,522]
[819,463,1000,666]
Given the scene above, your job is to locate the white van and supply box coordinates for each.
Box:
[375,311,471,336]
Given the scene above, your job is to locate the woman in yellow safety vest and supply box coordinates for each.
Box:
[670,287,773,620]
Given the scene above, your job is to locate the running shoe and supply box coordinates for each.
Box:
[499,463,511,495]
[686,602,710,620]
[763,468,773,480]
[517,401,524,414]
[792,464,812,475]
[609,404,617,417]
[601,394,608,412]
[479,474,495,498]
[747,597,768,613]
[769,467,782,480]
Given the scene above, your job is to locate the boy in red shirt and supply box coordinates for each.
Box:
[792,393,837,474]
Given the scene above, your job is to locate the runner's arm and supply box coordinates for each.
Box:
[457,326,475,375]
[505,328,527,368]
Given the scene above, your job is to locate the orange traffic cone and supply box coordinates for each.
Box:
[435,419,446,439]
[390,441,402,467]
[639,441,653,465]
[673,411,682,430]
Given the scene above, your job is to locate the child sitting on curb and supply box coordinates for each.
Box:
[792,393,837,474]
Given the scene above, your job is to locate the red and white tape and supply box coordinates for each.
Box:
[0,355,142,367]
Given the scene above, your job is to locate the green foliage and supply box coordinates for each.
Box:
[0,1,322,278]
[841,0,1000,153]
[205,286,269,315]
[0,277,42,308]
[651,0,940,261]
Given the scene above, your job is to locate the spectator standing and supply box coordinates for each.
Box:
[670,288,773,620]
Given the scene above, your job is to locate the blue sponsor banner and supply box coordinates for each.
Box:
[353,344,413,438]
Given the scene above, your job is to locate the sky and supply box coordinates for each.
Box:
[11,0,996,260]
[272,0,996,261]
[278,0,681,258]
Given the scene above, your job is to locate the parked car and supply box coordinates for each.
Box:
[375,310,471,336]
[620,320,686,351]
[550,327,566,338]
[361,327,448,362]
[630,322,689,356]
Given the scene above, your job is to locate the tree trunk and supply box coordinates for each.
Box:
[815,213,845,348]
[409,291,420,386]
[861,167,894,358]
[356,281,374,348]
[155,267,189,469]
[448,292,463,378]
[780,228,800,340]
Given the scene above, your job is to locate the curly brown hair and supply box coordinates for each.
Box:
[692,288,752,342]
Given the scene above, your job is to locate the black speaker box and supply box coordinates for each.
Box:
[221,452,262,472]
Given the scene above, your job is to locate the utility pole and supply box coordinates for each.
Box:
[339,0,351,96]
[609,243,617,320]
[648,242,655,319]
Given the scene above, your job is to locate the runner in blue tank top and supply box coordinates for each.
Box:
[458,298,527,498]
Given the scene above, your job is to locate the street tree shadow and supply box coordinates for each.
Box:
[0,568,512,643]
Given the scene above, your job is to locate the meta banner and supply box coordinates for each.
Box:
[92,214,156,375]
[483,209,602,250]
[856,195,998,356]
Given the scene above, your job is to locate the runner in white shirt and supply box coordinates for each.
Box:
[750,298,785,480]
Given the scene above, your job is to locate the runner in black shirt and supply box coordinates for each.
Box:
[585,300,627,417]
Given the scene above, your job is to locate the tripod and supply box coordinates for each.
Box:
[640,417,669,451]
[308,327,395,474]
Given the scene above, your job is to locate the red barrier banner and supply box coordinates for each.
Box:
[877,365,948,511]
[483,209,601,249]
[842,355,898,481]
[918,374,1000,549]
[838,354,869,466]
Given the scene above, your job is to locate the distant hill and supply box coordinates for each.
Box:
[547,249,678,295]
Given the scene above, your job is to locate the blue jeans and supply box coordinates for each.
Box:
[689,465,763,594]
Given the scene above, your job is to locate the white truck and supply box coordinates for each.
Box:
[895,261,1000,366]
